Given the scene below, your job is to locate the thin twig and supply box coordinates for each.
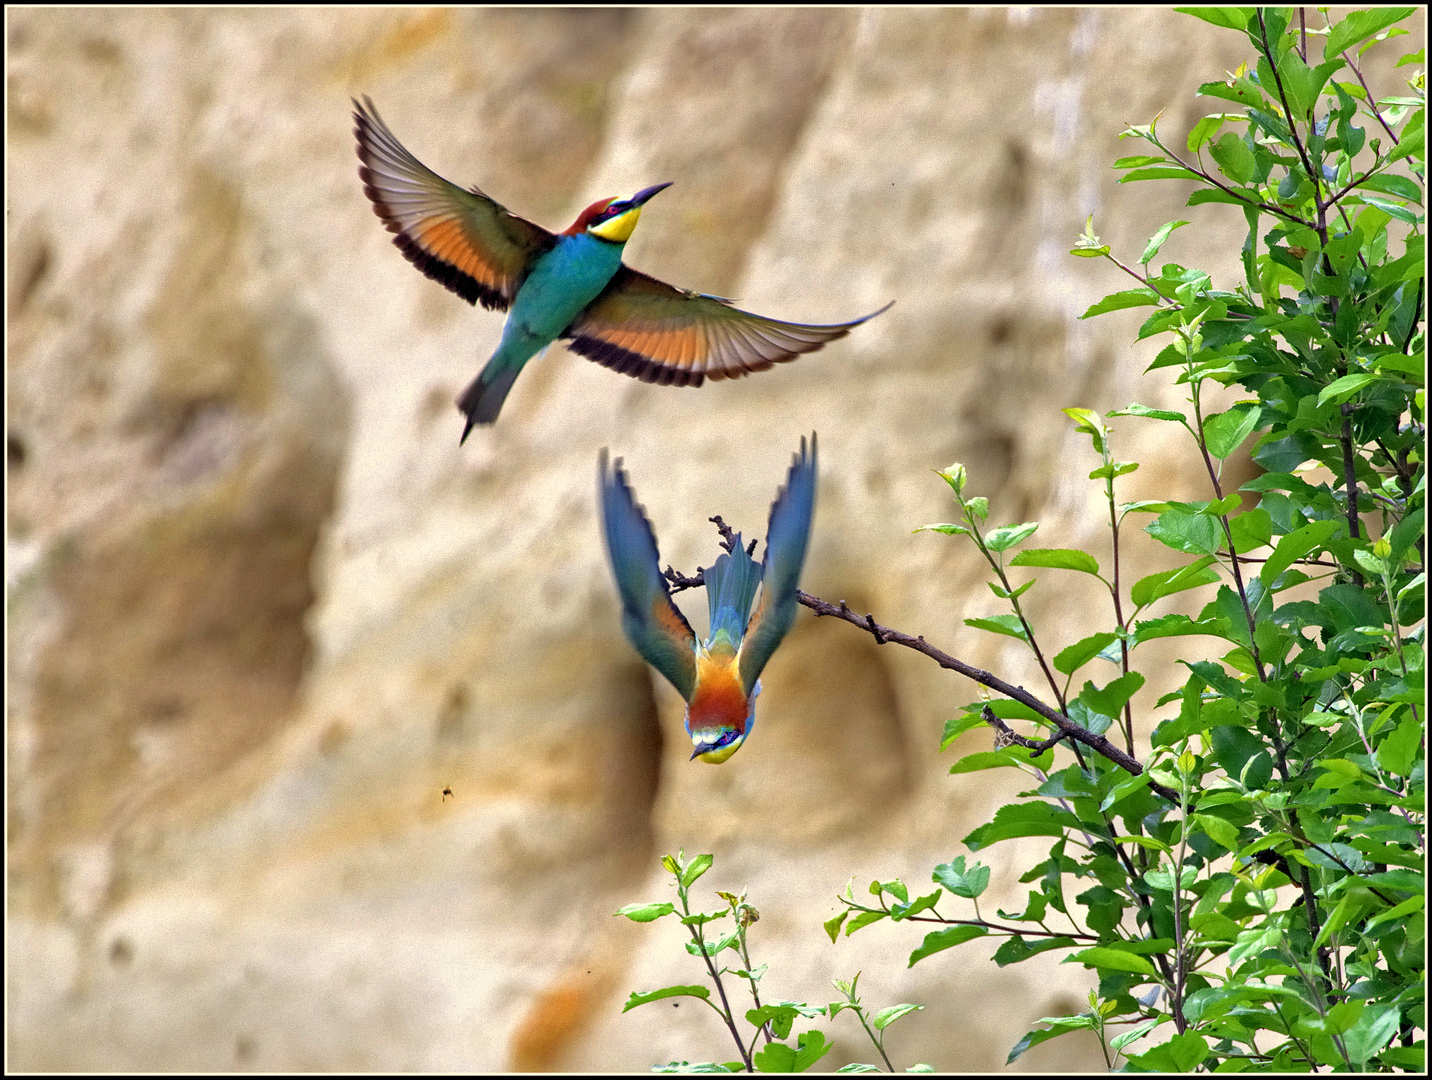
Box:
[981,705,1072,755]
[1341,49,1401,145]
[797,592,1183,802]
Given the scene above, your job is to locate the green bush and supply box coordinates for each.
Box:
[618,8,1424,1071]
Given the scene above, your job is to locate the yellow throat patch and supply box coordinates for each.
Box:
[589,204,643,243]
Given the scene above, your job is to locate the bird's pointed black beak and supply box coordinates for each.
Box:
[631,182,673,207]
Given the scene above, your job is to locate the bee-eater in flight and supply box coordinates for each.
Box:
[599,435,817,763]
[354,97,890,440]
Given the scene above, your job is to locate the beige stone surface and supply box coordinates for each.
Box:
[7,6,1418,1072]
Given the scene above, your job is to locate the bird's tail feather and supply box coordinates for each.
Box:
[704,541,761,647]
[457,366,521,441]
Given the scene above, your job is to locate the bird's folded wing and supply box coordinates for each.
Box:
[563,267,892,387]
[599,451,698,701]
[353,96,555,311]
[738,434,817,697]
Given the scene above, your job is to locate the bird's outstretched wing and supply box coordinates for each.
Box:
[599,450,699,700]
[563,268,892,386]
[738,434,817,696]
[353,96,555,311]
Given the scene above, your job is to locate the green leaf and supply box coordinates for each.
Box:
[824,911,848,944]
[875,879,908,904]
[1361,194,1421,223]
[753,1029,833,1073]
[1111,1018,1163,1053]
[1006,1020,1084,1065]
[1187,114,1228,152]
[1069,946,1158,976]
[1131,613,1228,643]
[1177,7,1252,31]
[623,984,712,1012]
[1228,507,1274,552]
[964,614,1029,642]
[1111,403,1187,422]
[1387,122,1424,165]
[950,749,1047,775]
[1054,631,1119,676]
[844,910,888,937]
[933,856,991,899]
[890,890,942,921]
[1130,557,1221,610]
[1088,460,1139,481]
[1109,833,1171,853]
[1389,506,1424,562]
[616,902,675,922]
[1009,548,1101,575]
[908,925,987,967]
[1228,927,1280,967]
[1357,172,1424,203]
[1126,1032,1211,1072]
[964,802,1074,849]
[1317,372,1379,406]
[873,1004,925,1031]
[1186,186,1259,208]
[916,522,972,538]
[1119,166,1204,183]
[1325,8,1419,60]
[985,522,1039,552]
[1080,289,1162,318]
[941,709,997,751]
[1078,671,1145,719]
[1376,709,1423,777]
[1192,812,1240,850]
[680,854,714,888]
[1146,509,1222,555]
[1141,220,1191,264]
[1343,1004,1403,1068]
[1366,893,1424,930]
[1202,403,1262,458]
[1261,519,1341,585]
[992,935,1079,966]
[688,930,740,957]
[653,1063,738,1074]
[748,1003,826,1042]
[1209,131,1256,183]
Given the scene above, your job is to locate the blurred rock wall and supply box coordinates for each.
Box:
[8,7,1417,1072]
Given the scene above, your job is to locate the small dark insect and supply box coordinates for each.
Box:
[442,786,453,801]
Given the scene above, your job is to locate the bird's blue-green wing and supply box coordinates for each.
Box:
[599,450,698,700]
[737,435,817,696]
[354,96,555,311]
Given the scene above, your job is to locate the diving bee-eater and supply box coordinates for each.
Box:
[599,435,817,763]
[354,97,891,440]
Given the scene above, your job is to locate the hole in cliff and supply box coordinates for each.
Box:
[8,434,27,470]
[741,607,913,839]
[11,239,50,312]
[599,661,663,865]
[108,935,134,967]
[996,137,1031,211]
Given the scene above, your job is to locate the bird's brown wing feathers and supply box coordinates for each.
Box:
[563,267,892,386]
[353,96,555,311]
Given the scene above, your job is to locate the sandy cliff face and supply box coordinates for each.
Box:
[9,7,1413,1071]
